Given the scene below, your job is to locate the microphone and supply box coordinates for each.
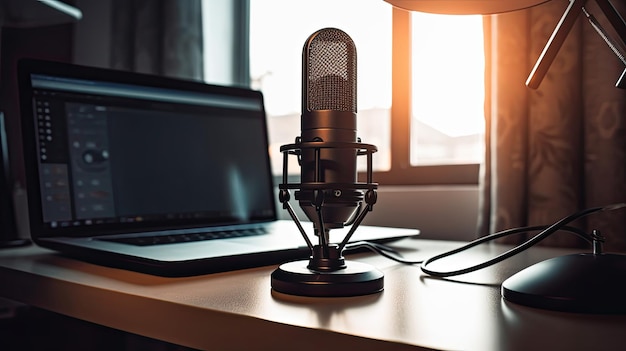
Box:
[299,27,361,236]
[271,28,382,297]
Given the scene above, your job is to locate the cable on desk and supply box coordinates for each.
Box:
[345,203,626,278]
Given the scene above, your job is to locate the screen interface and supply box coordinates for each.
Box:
[29,74,275,231]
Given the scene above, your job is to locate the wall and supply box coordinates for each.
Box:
[72,0,111,68]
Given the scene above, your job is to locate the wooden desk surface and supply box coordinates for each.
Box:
[1,238,625,351]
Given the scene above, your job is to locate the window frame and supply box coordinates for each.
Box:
[372,8,480,186]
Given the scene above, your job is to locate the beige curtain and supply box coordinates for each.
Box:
[109,0,204,81]
[478,0,626,252]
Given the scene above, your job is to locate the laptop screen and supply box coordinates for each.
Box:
[19,60,277,237]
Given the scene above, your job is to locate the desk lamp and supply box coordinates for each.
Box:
[385,0,626,313]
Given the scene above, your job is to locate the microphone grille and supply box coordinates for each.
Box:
[304,28,356,113]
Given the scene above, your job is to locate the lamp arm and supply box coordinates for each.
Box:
[527,0,626,89]
[593,0,626,87]
[584,7,626,65]
[595,0,626,42]
[526,0,586,89]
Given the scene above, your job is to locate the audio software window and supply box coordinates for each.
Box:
[248,0,485,184]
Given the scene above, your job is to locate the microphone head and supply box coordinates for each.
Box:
[298,28,362,232]
[302,28,357,114]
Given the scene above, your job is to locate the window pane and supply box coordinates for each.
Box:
[410,13,485,166]
[202,0,237,86]
[249,0,392,175]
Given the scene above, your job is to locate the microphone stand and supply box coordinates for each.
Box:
[271,139,382,297]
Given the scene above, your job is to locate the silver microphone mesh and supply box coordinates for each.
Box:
[304,28,356,112]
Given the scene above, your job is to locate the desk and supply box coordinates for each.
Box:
[1,238,625,350]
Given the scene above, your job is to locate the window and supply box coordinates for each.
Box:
[410,12,484,166]
[244,1,484,184]
[375,9,484,185]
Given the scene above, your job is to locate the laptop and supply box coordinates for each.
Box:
[17,58,419,277]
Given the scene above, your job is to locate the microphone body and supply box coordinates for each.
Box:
[297,28,362,232]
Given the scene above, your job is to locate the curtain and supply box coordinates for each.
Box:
[478,0,626,252]
[109,0,204,81]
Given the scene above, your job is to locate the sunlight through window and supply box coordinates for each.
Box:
[411,13,485,165]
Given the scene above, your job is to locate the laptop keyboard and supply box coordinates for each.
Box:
[100,227,268,246]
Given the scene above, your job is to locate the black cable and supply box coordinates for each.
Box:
[345,240,419,264]
[346,225,589,265]
[345,203,626,278]
[423,203,625,277]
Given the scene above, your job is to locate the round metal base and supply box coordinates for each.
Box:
[271,260,384,297]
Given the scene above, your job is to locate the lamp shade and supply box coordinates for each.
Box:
[384,0,551,14]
